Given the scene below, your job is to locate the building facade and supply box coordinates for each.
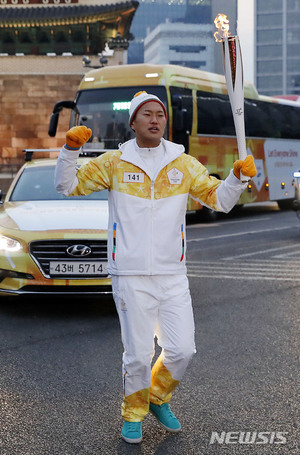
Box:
[128,0,213,64]
[128,0,188,64]
[129,0,237,74]
[255,0,300,96]
[0,0,139,168]
[144,21,214,71]
[0,0,138,56]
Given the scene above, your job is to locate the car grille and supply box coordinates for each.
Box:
[29,240,108,278]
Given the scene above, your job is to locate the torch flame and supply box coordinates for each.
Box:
[214,13,230,42]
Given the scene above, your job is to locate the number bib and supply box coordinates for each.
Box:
[123,172,145,183]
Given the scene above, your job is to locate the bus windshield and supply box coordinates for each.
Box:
[71,86,168,149]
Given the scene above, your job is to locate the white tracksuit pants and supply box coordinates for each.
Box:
[112,274,196,421]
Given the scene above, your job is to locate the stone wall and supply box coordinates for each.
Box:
[0,74,82,166]
[0,53,124,167]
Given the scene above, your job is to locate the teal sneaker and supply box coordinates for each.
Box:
[149,402,181,432]
[121,421,142,444]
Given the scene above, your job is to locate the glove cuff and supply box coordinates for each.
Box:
[64,144,81,151]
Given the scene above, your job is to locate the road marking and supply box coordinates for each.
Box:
[273,250,300,259]
[223,244,298,260]
[187,225,297,243]
[218,216,271,226]
[188,258,300,267]
[187,216,271,229]
[187,260,297,271]
[187,273,300,282]
[187,259,300,281]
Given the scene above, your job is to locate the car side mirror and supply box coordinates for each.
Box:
[48,100,76,137]
[48,112,60,137]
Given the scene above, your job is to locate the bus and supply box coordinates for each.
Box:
[48,63,300,220]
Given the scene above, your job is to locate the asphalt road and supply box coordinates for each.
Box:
[0,204,299,455]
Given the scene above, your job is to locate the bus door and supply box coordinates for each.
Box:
[170,87,193,153]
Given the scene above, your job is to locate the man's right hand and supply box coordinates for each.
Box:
[65,126,92,149]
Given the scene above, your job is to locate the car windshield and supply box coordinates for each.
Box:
[70,86,168,150]
[10,166,108,201]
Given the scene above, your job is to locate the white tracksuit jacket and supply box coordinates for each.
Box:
[55,138,247,276]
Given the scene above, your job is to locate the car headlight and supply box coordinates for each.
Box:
[0,235,22,252]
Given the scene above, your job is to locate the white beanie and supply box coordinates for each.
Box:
[129,91,167,125]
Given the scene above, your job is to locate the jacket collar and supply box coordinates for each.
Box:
[119,138,184,176]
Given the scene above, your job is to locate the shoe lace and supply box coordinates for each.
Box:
[126,422,140,433]
[162,403,176,419]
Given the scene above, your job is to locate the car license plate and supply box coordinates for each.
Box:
[49,261,107,276]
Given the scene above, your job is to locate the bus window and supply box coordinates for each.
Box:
[70,86,168,149]
[197,91,235,136]
[287,106,300,139]
[244,99,274,138]
[275,103,300,139]
[244,99,300,139]
[170,87,192,152]
[196,90,300,139]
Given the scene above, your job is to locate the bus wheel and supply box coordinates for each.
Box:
[277,199,293,210]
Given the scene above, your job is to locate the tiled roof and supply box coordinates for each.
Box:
[0,2,139,26]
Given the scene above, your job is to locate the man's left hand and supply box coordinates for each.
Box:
[233,155,257,180]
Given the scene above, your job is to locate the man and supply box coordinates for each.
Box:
[55,91,256,444]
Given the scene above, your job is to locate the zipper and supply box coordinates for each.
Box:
[150,180,155,274]
[150,179,155,200]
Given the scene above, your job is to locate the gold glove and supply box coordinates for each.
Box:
[65,126,92,149]
[233,155,257,180]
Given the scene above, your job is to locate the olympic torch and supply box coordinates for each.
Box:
[214,14,249,182]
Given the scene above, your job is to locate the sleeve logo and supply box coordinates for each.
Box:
[167,168,183,184]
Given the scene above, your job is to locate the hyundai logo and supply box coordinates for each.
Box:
[66,244,92,257]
